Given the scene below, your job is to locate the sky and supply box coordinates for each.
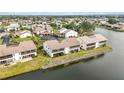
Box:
[0,0,124,15]
[0,12,124,16]
[0,0,124,14]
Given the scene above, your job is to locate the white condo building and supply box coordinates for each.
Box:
[0,41,37,65]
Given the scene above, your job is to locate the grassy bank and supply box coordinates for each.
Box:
[0,55,51,79]
[0,45,112,79]
[52,45,112,62]
[96,25,124,32]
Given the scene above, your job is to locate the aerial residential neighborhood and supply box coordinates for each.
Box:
[0,2,124,93]
[0,15,109,64]
[0,15,115,79]
[0,2,123,93]
[43,34,107,57]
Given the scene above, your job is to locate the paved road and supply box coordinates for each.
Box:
[2,35,10,45]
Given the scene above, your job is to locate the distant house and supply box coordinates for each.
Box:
[0,22,2,25]
[16,30,32,38]
[45,25,53,33]
[59,28,68,34]
[77,34,107,50]
[0,41,37,65]
[33,27,45,35]
[59,28,78,38]
[100,21,108,25]
[0,33,2,38]
[6,23,20,31]
[0,29,4,38]
[22,25,32,30]
[43,38,80,57]
[34,25,53,36]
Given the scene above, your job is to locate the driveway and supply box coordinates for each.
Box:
[2,35,10,45]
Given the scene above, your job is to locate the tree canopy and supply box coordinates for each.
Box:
[108,18,118,24]
[63,22,95,34]
[78,22,95,34]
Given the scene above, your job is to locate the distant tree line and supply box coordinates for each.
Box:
[63,22,95,34]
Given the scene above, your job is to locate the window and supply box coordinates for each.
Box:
[87,43,95,46]
[21,50,36,55]
[99,40,106,43]
[0,55,12,60]
[52,48,64,52]
[70,45,80,48]
[52,49,58,52]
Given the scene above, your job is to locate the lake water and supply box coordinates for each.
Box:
[9,28,124,80]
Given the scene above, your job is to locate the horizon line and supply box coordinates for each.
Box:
[0,12,124,16]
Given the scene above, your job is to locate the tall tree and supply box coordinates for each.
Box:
[78,22,95,34]
[108,18,118,24]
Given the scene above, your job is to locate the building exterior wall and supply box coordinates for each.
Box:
[81,41,106,50]
[59,29,67,34]
[64,47,70,54]
[13,53,21,61]
[78,39,107,50]
[99,41,106,47]
[0,50,37,65]
[65,31,78,38]
[43,43,53,57]
[95,42,100,48]
[20,33,32,38]
[80,42,87,50]
[43,43,80,57]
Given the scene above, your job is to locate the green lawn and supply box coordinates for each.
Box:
[10,36,41,46]
[10,37,32,43]
[0,24,5,29]
[0,45,112,79]
[96,25,112,30]
[0,38,3,44]
[53,28,58,33]
[0,55,51,79]
[52,45,112,62]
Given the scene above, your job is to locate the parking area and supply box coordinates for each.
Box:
[2,35,11,45]
[40,35,57,40]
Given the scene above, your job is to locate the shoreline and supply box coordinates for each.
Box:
[96,25,124,32]
[42,48,111,69]
[1,45,112,80]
